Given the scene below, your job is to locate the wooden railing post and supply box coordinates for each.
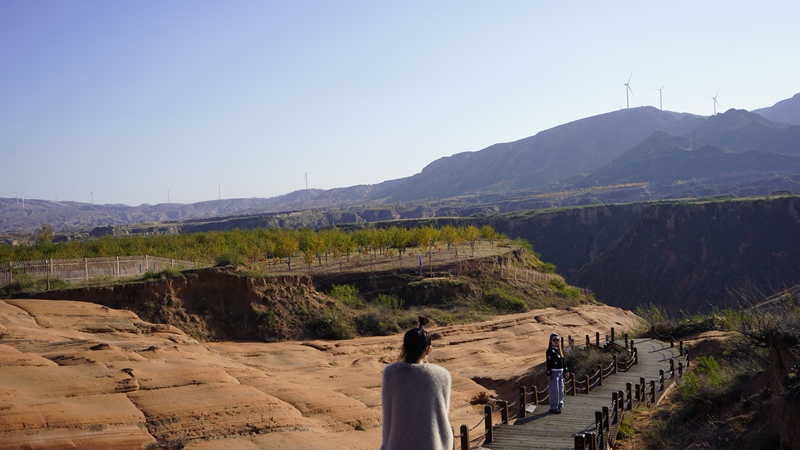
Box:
[585,335,590,350]
[501,400,508,424]
[84,257,89,281]
[603,406,610,431]
[610,327,615,343]
[613,355,618,374]
[679,361,684,377]
[679,341,684,356]
[624,333,628,349]
[574,433,585,450]
[585,375,591,394]
[634,348,639,364]
[670,333,675,347]
[670,359,675,377]
[586,432,597,450]
[595,332,600,347]
[651,325,655,339]
[484,405,493,444]
[595,411,604,449]
[650,380,656,403]
[561,336,565,349]
[598,365,603,386]
[460,424,469,450]
[659,369,665,391]
[519,386,527,418]
[612,392,619,424]
[626,383,632,410]
[571,376,577,396]
[533,385,539,405]
[638,377,645,403]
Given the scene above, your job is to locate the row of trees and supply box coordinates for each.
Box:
[1,224,504,268]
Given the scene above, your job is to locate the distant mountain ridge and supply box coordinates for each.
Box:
[753,93,800,126]
[563,130,800,189]
[370,107,704,202]
[3,92,800,235]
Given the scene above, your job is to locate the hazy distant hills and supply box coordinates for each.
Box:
[4,92,800,235]
[753,93,800,126]
[0,179,404,235]
[563,128,800,189]
[688,109,800,154]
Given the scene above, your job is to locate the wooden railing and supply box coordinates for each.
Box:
[453,329,691,450]
[455,328,633,450]
[573,339,690,450]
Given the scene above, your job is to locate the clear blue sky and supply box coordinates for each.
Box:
[2,0,798,206]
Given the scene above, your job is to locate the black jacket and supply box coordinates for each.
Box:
[546,346,568,376]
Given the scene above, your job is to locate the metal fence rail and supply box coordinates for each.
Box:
[0,255,197,287]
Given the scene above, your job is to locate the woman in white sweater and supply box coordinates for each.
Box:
[381,316,453,450]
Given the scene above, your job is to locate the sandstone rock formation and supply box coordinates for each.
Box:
[0,299,640,449]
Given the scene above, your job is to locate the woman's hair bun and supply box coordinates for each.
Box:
[418,315,429,329]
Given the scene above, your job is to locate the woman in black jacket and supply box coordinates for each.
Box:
[546,333,569,413]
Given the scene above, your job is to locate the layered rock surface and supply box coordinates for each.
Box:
[0,299,639,449]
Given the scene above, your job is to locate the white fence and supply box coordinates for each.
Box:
[0,255,197,288]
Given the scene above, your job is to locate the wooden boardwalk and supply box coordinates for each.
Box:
[484,339,681,450]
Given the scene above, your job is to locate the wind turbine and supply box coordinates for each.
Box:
[21,193,25,209]
[88,192,93,205]
[54,192,58,202]
[712,91,720,115]
[304,172,310,190]
[623,73,634,109]
[654,83,667,111]
[165,187,172,204]
[215,184,221,200]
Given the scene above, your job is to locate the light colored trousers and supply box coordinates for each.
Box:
[548,369,565,411]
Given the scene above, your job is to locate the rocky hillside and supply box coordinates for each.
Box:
[18,268,330,342]
[572,196,800,313]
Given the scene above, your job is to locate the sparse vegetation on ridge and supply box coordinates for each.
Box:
[615,285,800,450]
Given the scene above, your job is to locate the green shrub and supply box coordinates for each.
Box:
[355,307,417,336]
[548,277,567,290]
[511,238,534,253]
[372,293,404,310]
[142,267,184,281]
[634,303,669,324]
[214,252,244,267]
[678,371,700,399]
[2,271,35,293]
[484,290,528,313]
[307,309,355,340]
[563,286,582,299]
[616,411,635,439]
[694,356,723,387]
[329,284,364,309]
[677,356,726,402]
[539,262,557,273]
